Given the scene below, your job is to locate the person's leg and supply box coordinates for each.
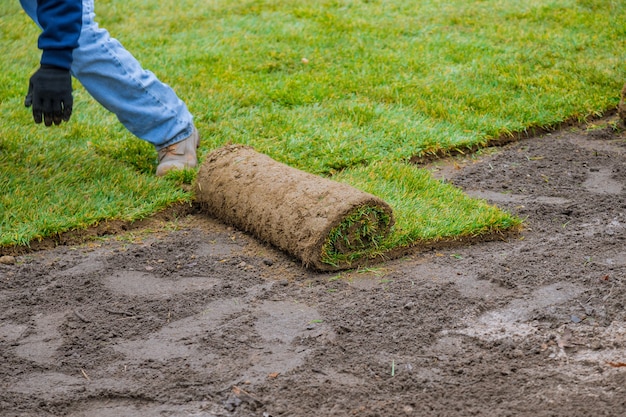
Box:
[19,0,36,24]
[20,0,198,174]
[72,0,195,149]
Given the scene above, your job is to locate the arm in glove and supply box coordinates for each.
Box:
[25,65,73,126]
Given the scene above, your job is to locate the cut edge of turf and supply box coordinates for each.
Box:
[320,222,524,272]
[408,107,619,165]
[0,201,197,256]
[0,199,524,269]
[2,108,620,265]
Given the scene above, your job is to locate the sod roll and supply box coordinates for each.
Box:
[194,145,395,270]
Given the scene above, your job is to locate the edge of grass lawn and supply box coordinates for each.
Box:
[408,109,608,165]
[0,201,197,256]
[2,109,619,266]
[0,116,559,261]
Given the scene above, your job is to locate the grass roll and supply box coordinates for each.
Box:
[194,145,394,270]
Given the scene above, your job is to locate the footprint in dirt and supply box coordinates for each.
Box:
[112,298,334,385]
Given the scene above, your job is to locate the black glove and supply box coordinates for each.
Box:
[25,65,73,126]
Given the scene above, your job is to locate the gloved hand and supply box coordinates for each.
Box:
[24,65,73,126]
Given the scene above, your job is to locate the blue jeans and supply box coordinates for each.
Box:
[20,0,194,149]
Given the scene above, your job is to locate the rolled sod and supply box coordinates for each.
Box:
[194,145,394,270]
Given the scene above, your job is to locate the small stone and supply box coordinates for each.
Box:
[571,315,583,324]
[0,255,16,265]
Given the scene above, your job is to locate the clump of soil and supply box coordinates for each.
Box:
[1,116,626,416]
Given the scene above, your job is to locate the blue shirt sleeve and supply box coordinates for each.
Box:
[36,0,83,69]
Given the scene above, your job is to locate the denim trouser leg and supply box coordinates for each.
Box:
[19,0,194,149]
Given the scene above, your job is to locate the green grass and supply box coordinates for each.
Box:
[321,204,393,266]
[333,161,520,247]
[1,0,624,253]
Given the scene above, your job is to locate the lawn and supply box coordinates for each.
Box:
[1,0,624,261]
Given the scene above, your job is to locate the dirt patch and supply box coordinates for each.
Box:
[2,116,626,416]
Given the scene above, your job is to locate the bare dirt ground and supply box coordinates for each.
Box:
[2,115,626,417]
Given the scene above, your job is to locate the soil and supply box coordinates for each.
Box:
[2,115,626,417]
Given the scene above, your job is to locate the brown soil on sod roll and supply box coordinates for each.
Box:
[194,145,394,270]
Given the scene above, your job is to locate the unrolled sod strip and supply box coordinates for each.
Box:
[194,145,395,270]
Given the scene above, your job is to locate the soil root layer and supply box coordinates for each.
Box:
[194,145,394,270]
